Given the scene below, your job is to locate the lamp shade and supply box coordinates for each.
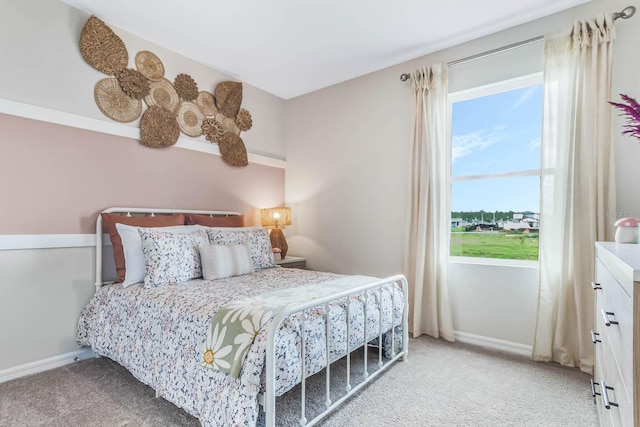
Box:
[260,207,291,229]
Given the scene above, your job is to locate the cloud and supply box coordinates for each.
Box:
[451,127,505,163]
[512,86,538,110]
[528,137,541,151]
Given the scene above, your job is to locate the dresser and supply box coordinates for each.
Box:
[593,242,640,426]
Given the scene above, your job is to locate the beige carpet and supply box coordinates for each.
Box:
[0,336,597,426]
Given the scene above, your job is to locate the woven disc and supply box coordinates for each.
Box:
[176,101,205,137]
[144,78,179,112]
[140,106,180,148]
[202,118,224,143]
[196,91,218,117]
[215,81,243,118]
[94,78,142,123]
[235,108,253,132]
[116,68,150,100]
[216,112,240,136]
[174,73,199,101]
[134,50,164,81]
[219,133,248,167]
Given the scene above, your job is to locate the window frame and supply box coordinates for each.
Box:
[447,72,544,267]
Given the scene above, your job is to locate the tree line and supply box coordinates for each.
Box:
[451,210,536,223]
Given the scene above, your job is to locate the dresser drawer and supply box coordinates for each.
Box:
[593,242,640,427]
[594,332,632,426]
[596,259,633,401]
[594,358,622,427]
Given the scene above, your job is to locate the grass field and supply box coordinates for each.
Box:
[450,229,539,260]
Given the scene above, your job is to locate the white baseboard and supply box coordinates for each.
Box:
[454,331,533,357]
[0,348,97,384]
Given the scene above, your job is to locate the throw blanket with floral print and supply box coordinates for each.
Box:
[203,275,374,377]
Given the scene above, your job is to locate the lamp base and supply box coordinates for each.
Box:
[269,228,288,259]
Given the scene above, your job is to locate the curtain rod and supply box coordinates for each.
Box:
[399,5,636,82]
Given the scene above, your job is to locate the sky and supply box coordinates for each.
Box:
[450,84,543,213]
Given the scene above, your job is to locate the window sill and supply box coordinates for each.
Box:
[449,256,539,269]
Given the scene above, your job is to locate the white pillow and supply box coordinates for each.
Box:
[199,243,255,280]
[206,227,276,270]
[139,228,210,288]
[116,223,202,287]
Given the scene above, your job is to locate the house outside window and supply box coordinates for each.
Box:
[448,73,543,263]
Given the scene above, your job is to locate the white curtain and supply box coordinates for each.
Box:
[405,64,454,341]
[532,14,616,373]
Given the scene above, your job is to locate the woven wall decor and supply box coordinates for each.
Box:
[116,68,150,100]
[174,73,199,101]
[80,16,128,76]
[216,113,240,136]
[80,16,253,166]
[140,106,180,148]
[202,118,224,143]
[134,50,164,81]
[176,101,205,137]
[235,108,253,132]
[197,91,218,117]
[144,78,180,112]
[94,78,142,123]
[219,133,249,167]
[215,81,243,118]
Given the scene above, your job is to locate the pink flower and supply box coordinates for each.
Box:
[610,94,640,141]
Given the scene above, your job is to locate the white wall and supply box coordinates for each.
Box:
[448,262,539,347]
[0,247,96,371]
[284,67,411,278]
[285,0,640,349]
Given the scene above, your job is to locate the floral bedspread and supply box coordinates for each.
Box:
[77,267,404,426]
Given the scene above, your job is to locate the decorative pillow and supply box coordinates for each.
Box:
[101,213,185,283]
[116,223,202,287]
[138,228,210,288]
[185,213,245,227]
[199,243,254,280]
[206,227,275,270]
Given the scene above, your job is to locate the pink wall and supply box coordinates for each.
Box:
[0,113,284,234]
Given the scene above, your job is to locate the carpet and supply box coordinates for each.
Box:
[0,336,597,426]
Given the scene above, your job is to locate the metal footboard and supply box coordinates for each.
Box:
[264,274,409,426]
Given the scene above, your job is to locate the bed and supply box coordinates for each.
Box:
[77,207,408,426]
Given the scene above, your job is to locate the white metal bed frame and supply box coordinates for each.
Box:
[93,207,409,427]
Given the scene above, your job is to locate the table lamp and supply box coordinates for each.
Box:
[260,207,291,258]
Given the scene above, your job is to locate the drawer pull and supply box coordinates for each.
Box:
[592,282,602,290]
[600,381,618,410]
[591,379,619,409]
[590,330,601,343]
[601,309,619,327]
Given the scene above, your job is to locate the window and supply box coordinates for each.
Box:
[448,74,543,262]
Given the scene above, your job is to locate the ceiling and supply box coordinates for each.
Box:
[62,0,590,100]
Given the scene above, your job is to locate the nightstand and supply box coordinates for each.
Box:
[276,256,307,270]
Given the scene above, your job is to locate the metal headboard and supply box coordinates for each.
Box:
[95,207,242,291]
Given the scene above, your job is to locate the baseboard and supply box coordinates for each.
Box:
[0,348,97,384]
[454,331,533,357]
